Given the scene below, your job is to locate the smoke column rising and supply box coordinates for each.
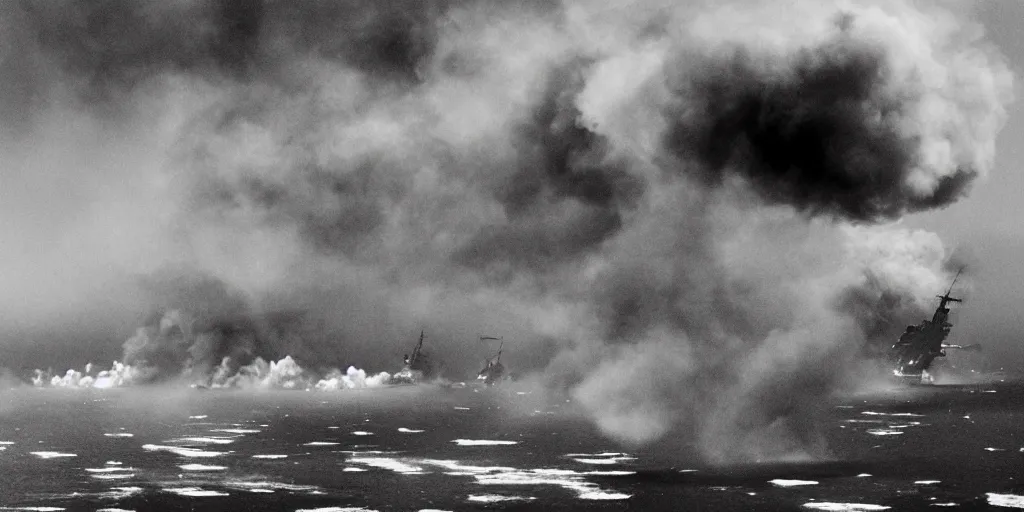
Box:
[1,0,1013,463]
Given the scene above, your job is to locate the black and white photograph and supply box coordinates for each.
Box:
[0,0,1021,510]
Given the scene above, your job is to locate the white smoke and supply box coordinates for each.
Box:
[33,361,140,389]
[3,0,1013,465]
[32,356,391,392]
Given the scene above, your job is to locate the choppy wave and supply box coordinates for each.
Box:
[466,495,535,503]
[180,464,227,471]
[452,439,517,446]
[987,493,1024,509]
[222,480,321,494]
[771,479,818,487]
[348,457,425,474]
[142,444,229,457]
[162,487,229,497]
[802,504,891,511]
[294,508,378,512]
[169,436,237,445]
[0,507,67,511]
[30,452,76,459]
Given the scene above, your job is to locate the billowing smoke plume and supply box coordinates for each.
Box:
[4,0,1012,463]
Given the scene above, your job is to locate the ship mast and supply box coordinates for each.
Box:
[932,267,964,324]
[411,330,425,364]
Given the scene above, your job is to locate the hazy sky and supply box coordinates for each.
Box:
[905,0,1023,367]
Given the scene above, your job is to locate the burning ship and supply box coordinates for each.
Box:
[476,335,507,386]
[390,330,434,385]
[888,268,980,383]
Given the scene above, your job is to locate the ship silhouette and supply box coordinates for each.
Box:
[888,268,980,383]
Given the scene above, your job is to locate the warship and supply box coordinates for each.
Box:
[391,330,434,385]
[888,268,980,383]
[476,335,507,386]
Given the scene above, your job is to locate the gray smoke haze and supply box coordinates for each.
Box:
[0,0,1013,463]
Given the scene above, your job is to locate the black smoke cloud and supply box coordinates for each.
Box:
[662,16,994,222]
[1,0,1013,463]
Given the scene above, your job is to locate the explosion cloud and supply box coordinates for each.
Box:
[2,0,1013,463]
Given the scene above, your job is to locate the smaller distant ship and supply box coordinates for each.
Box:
[391,330,434,385]
[888,268,980,384]
[476,335,507,386]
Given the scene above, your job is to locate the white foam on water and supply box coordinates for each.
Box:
[915,480,941,485]
[452,439,517,446]
[30,452,76,459]
[466,495,534,503]
[328,426,340,429]
[97,487,143,500]
[679,469,699,473]
[91,473,136,480]
[189,415,208,419]
[802,503,891,511]
[572,458,616,465]
[252,454,288,459]
[352,431,373,436]
[142,444,229,457]
[304,442,340,446]
[0,442,15,445]
[223,481,320,493]
[472,467,632,500]
[930,503,957,507]
[103,433,134,438]
[453,407,470,411]
[985,447,1006,452]
[398,428,424,433]
[844,420,883,424]
[983,390,997,393]
[585,471,636,476]
[564,452,626,457]
[180,464,228,471]
[163,487,229,497]
[348,457,425,474]
[771,479,819,487]
[866,430,904,436]
[888,423,922,429]
[170,436,238,445]
[0,507,66,511]
[579,491,632,500]
[343,467,367,472]
[418,509,454,512]
[420,460,516,473]
[856,474,872,477]
[105,461,123,465]
[295,508,378,512]
[861,412,923,417]
[96,508,136,512]
[210,428,260,434]
[987,493,1024,509]
[571,457,637,465]
[86,467,133,473]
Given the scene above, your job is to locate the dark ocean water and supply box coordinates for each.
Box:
[1,378,1023,511]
